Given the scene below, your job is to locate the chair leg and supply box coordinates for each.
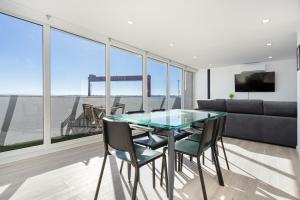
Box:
[196,157,208,200]
[152,160,156,188]
[221,138,230,170]
[94,152,108,200]
[215,143,219,156]
[175,152,178,171]
[180,154,184,171]
[128,163,131,182]
[120,160,124,173]
[190,156,193,162]
[212,147,224,186]
[202,152,205,165]
[160,158,164,186]
[164,155,169,197]
[132,167,139,200]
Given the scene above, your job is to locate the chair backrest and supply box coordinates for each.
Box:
[151,109,166,112]
[111,103,125,115]
[216,115,226,139]
[197,118,218,155]
[83,104,96,122]
[102,118,137,165]
[126,110,145,114]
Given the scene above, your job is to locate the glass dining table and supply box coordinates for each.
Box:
[108,109,226,200]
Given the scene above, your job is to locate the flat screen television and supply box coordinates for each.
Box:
[235,71,275,92]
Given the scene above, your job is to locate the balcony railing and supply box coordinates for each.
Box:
[0,95,181,152]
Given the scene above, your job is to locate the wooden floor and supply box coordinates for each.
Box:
[0,138,299,200]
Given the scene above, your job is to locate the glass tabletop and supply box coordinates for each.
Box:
[107,109,226,130]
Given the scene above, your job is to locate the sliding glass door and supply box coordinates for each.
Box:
[110,47,143,113]
[50,29,106,143]
[184,71,194,109]
[169,66,183,109]
[147,59,167,111]
[0,13,43,152]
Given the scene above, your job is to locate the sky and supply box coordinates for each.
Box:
[0,13,182,96]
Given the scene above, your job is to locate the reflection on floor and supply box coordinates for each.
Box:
[0,138,299,200]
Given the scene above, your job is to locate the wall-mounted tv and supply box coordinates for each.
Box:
[235,71,275,92]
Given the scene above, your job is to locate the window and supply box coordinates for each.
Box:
[184,71,194,109]
[169,66,183,109]
[110,47,143,113]
[50,29,106,143]
[147,59,167,111]
[0,13,43,152]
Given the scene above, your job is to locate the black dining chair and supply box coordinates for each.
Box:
[187,115,230,170]
[94,118,168,200]
[165,118,224,200]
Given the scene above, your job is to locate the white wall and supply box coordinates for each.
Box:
[195,59,297,102]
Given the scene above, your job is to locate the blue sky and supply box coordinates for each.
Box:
[0,13,182,96]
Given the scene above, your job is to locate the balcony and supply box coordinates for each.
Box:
[0,95,181,152]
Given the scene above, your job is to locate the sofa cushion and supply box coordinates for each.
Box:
[263,101,297,118]
[197,100,217,111]
[226,99,263,114]
[197,99,226,112]
[214,99,227,112]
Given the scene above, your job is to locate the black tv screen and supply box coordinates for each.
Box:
[235,72,275,92]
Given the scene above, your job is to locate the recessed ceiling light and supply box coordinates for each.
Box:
[169,43,174,47]
[193,56,197,59]
[266,42,272,46]
[262,19,270,24]
[208,64,212,66]
[268,56,273,59]
[127,21,133,25]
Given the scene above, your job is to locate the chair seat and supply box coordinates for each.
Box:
[112,144,164,166]
[175,139,210,157]
[192,121,204,129]
[187,133,201,142]
[154,130,191,140]
[133,134,168,150]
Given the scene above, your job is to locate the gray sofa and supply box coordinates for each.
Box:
[197,99,297,147]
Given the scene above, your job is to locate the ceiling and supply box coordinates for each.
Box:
[12,0,300,68]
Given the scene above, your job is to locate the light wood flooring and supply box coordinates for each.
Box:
[0,138,299,200]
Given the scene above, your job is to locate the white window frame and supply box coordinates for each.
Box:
[0,5,197,165]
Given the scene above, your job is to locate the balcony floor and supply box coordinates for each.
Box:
[0,138,299,200]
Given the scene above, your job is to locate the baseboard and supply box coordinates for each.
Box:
[0,135,102,166]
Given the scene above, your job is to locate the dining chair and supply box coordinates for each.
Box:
[165,118,224,200]
[94,118,168,200]
[82,104,103,134]
[110,103,125,115]
[187,115,230,170]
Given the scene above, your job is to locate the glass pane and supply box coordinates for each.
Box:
[0,14,43,152]
[184,71,194,109]
[51,29,106,143]
[169,66,183,109]
[110,47,143,113]
[147,59,167,111]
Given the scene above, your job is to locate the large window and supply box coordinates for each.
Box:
[110,47,143,113]
[0,13,43,152]
[184,71,194,109]
[51,29,106,143]
[169,66,183,109]
[147,59,167,111]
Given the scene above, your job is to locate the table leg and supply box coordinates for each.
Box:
[168,130,175,199]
